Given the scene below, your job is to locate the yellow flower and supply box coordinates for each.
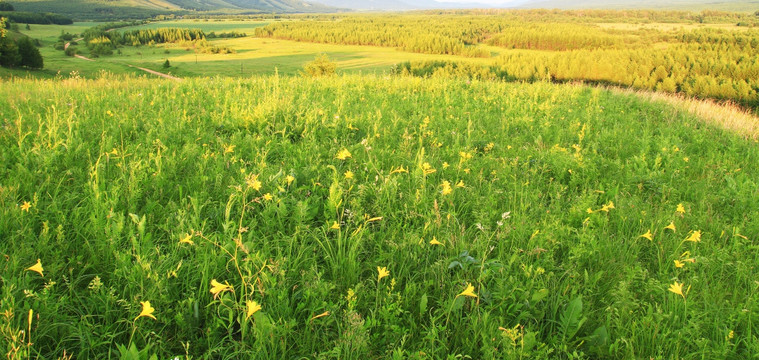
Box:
[377,266,389,282]
[685,230,701,243]
[683,157,690,162]
[441,180,452,196]
[457,283,478,298]
[422,162,436,175]
[664,222,676,232]
[674,260,684,268]
[336,148,352,160]
[135,301,156,320]
[246,300,261,319]
[344,170,354,180]
[26,259,44,277]
[639,230,653,241]
[455,180,465,188]
[600,201,615,212]
[286,175,295,185]
[330,221,340,230]
[668,281,685,299]
[429,237,443,246]
[676,203,685,214]
[246,174,262,191]
[389,166,408,175]
[224,144,236,154]
[586,208,595,214]
[210,279,233,298]
[310,310,330,321]
[442,162,450,169]
[20,201,32,212]
[263,193,273,201]
[179,233,194,245]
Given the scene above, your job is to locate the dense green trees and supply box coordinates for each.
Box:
[0,2,13,11]
[0,17,42,69]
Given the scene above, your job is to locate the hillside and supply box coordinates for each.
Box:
[1,74,757,358]
[8,0,335,19]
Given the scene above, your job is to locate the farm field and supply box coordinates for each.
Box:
[1,7,759,360]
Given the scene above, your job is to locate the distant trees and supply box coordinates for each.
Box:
[0,11,73,25]
[0,2,13,11]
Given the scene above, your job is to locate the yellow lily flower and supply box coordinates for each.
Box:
[377,266,389,282]
[210,279,233,298]
[668,281,685,299]
[429,237,443,246]
[664,222,676,232]
[685,230,701,243]
[26,259,44,277]
[639,230,653,241]
[457,283,478,298]
[336,148,352,160]
[135,301,156,320]
[246,300,261,319]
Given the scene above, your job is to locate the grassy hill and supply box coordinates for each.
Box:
[1,74,757,358]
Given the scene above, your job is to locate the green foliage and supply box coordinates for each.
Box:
[303,53,336,76]
[0,1,12,11]
[1,75,758,358]
[0,11,73,25]
[16,36,42,68]
[162,59,170,68]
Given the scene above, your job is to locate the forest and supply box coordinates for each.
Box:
[255,10,759,107]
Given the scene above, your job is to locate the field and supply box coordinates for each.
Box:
[1,73,758,359]
[1,7,759,360]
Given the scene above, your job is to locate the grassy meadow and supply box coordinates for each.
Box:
[1,74,758,359]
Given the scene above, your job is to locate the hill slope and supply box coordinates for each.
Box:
[9,0,334,19]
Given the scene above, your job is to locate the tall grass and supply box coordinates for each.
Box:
[1,74,757,359]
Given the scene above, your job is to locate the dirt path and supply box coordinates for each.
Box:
[127,65,183,82]
[74,54,95,62]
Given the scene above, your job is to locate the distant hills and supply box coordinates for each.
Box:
[8,0,335,19]
[6,0,758,18]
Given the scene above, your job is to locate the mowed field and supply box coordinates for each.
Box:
[1,74,758,358]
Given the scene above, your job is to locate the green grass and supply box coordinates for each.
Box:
[1,74,757,359]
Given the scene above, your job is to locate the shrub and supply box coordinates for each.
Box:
[303,54,336,77]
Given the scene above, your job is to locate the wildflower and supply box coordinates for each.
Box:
[683,157,689,162]
[664,222,676,232]
[336,148,352,160]
[20,201,32,212]
[674,260,684,268]
[600,201,615,212]
[135,301,156,320]
[330,221,340,230]
[246,300,261,319]
[668,281,685,299]
[377,266,389,282]
[310,311,330,321]
[639,230,653,241]
[344,170,354,180]
[586,208,594,214]
[210,279,233,298]
[676,203,685,214]
[26,259,44,277]
[179,233,194,245]
[366,216,382,223]
[459,151,472,163]
[422,162,436,175]
[389,166,408,175]
[246,174,262,191]
[286,175,295,185]
[429,237,443,246]
[685,230,701,243]
[224,144,235,154]
[441,180,452,196]
[442,162,450,169]
[455,180,465,188]
[457,283,478,298]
